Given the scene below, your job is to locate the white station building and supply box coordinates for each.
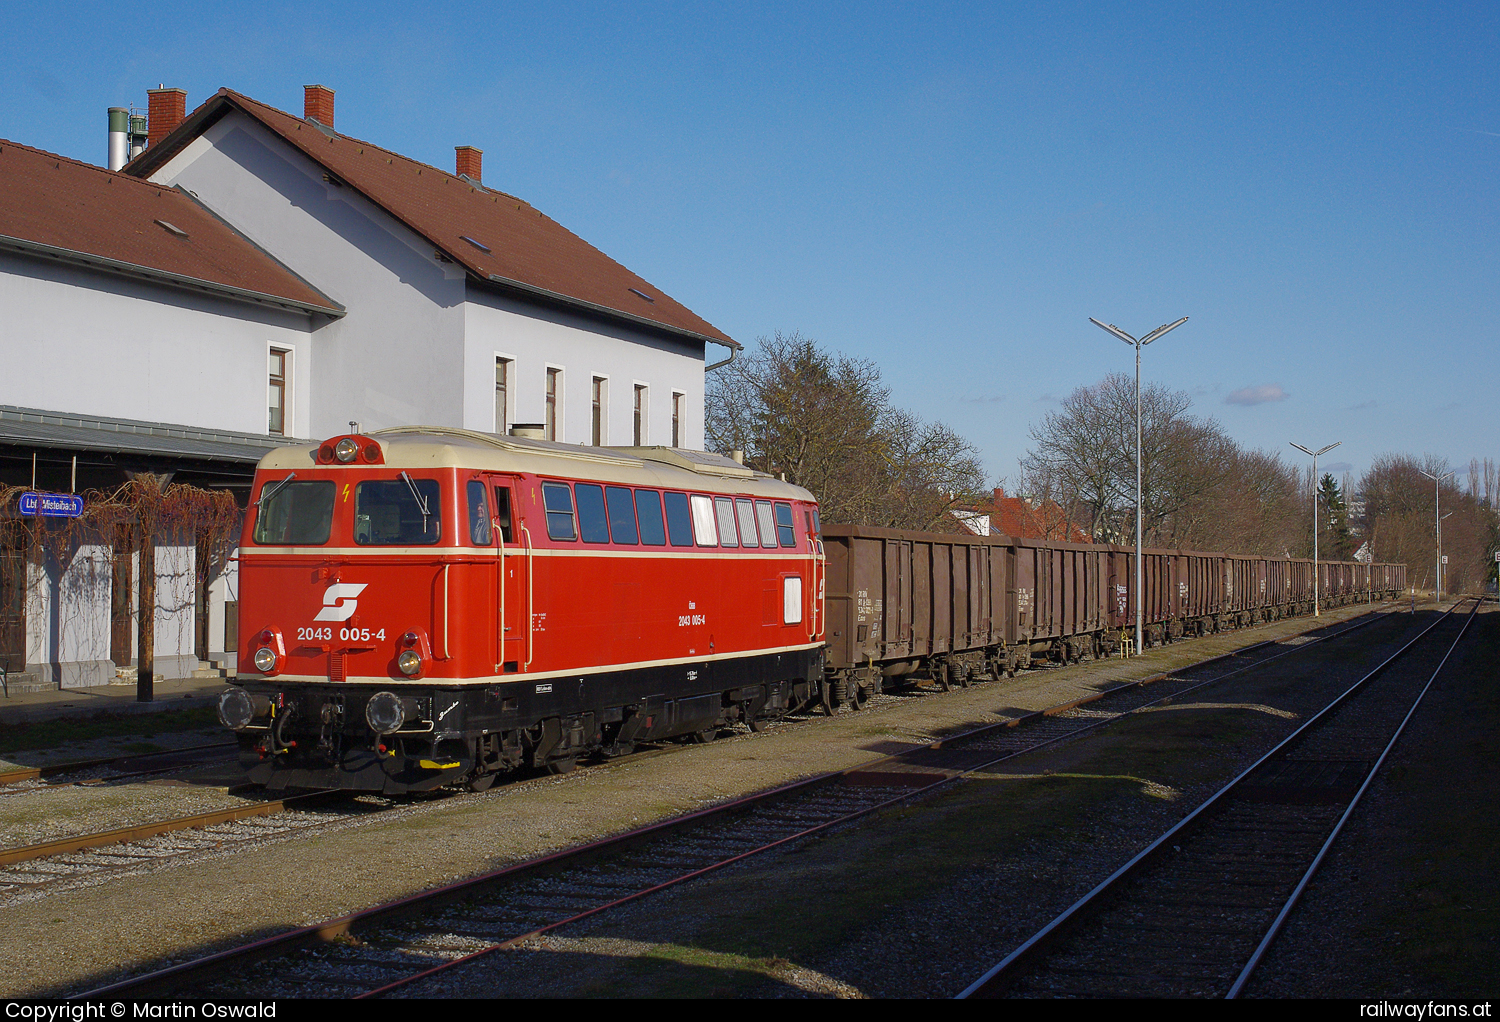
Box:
[0,84,738,691]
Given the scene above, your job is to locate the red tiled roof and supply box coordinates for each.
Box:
[126,89,736,348]
[967,487,1093,543]
[0,138,342,316]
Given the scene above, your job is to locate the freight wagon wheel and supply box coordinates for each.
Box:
[546,756,578,775]
[1004,650,1017,678]
[468,772,497,792]
[851,680,871,710]
[690,727,718,744]
[937,662,952,692]
[955,663,972,688]
[746,715,767,732]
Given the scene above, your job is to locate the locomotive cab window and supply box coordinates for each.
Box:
[542,482,577,541]
[355,477,441,545]
[492,485,513,542]
[575,484,610,543]
[635,489,666,546]
[606,486,638,545]
[467,480,491,545]
[665,492,696,547]
[253,479,334,545]
[774,502,796,547]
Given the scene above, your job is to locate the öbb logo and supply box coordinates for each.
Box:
[314,583,368,622]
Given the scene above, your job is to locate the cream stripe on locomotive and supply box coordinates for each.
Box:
[242,546,823,561]
[270,641,826,686]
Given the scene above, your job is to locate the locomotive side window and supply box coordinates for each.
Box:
[606,486,638,545]
[575,484,610,543]
[542,482,577,541]
[252,480,334,545]
[689,494,718,546]
[355,478,441,545]
[774,502,796,547]
[493,485,513,542]
[467,480,491,545]
[666,492,697,547]
[635,489,667,546]
[735,499,762,547]
[713,496,739,547]
[755,501,778,548]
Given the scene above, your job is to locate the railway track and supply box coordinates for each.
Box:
[957,598,1481,999]
[73,604,1407,998]
[0,741,237,791]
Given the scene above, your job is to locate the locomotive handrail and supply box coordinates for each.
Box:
[521,523,535,669]
[494,515,505,671]
[442,563,451,659]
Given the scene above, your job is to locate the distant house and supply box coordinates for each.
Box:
[951,488,1093,543]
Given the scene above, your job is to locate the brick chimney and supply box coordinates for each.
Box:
[304,85,335,128]
[455,146,482,182]
[146,87,187,147]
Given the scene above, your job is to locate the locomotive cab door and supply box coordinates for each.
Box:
[474,474,527,674]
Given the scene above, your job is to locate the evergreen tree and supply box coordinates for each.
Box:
[1319,473,1354,559]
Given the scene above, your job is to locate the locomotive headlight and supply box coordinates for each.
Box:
[335,437,360,463]
[365,691,406,734]
[217,688,256,730]
[253,647,278,673]
[397,649,423,676]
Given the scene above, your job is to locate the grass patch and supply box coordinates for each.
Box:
[0,707,219,754]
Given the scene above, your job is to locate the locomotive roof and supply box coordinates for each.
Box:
[254,426,817,502]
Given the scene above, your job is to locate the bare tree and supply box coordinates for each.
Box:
[706,332,986,528]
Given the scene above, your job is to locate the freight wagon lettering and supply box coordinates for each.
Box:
[855,589,881,623]
[678,614,707,626]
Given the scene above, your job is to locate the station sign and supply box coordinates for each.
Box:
[17,492,85,518]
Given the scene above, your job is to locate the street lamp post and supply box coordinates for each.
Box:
[1290,441,1341,616]
[1090,315,1188,656]
[1419,469,1454,603]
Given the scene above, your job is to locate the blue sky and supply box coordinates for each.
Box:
[4,1,1495,486]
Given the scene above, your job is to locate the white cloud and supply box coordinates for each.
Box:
[1225,384,1289,406]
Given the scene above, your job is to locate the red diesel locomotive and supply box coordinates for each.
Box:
[220,427,826,792]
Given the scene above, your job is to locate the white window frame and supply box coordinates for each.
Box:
[268,344,292,437]
[591,375,609,446]
[545,364,564,442]
[633,382,649,446]
[671,390,685,448]
[493,353,515,434]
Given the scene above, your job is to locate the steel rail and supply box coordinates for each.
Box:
[0,741,235,788]
[957,599,1473,999]
[0,789,345,868]
[74,604,1395,999]
[1226,597,1482,997]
